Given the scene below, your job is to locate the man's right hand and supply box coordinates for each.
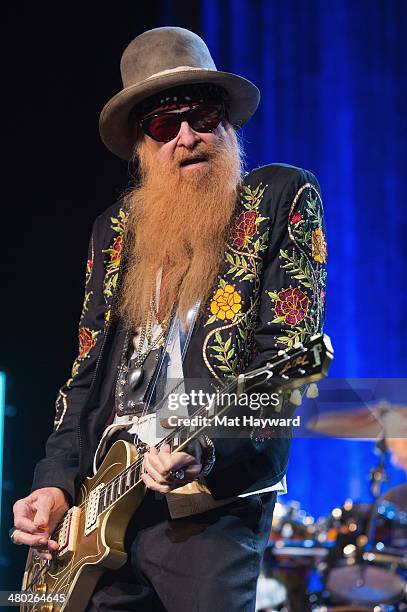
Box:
[12,487,69,560]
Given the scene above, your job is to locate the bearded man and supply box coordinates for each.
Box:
[11,27,327,612]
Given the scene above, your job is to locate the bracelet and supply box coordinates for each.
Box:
[199,435,216,477]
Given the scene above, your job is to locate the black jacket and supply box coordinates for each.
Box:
[30,163,327,505]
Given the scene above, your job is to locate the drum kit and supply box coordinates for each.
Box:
[256,402,407,612]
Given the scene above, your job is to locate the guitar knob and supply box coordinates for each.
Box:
[289,390,302,406]
[306,383,319,398]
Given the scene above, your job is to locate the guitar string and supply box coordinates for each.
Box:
[47,344,309,545]
[86,343,310,504]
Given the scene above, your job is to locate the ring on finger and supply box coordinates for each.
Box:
[9,527,23,545]
[168,469,185,482]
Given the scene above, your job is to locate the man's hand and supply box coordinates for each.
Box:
[140,442,203,493]
[12,487,69,560]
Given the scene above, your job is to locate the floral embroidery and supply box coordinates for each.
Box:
[105,235,123,270]
[71,327,100,378]
[209,283,242,322]
[79,290,93,323]
[290,190,325,249]
[208,332,239,376]
[54,390,68,430]
[203,182,270,380]
[55,205,128,430]
[232,211,257,248]
[266,183,327,349]
[290,211,302,225]
[85,235,94,286]
[86,256,94,285]
[271,287,309,326]
[78,327,99,359]
[311,227,327,263]
[102,208,128,304]
[229,184,269,256]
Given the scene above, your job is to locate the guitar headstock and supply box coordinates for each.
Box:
[245,333,334,393]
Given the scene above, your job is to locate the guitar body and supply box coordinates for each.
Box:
[21,440,146,612]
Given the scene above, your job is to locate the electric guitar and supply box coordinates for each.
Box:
[20,333,333,611]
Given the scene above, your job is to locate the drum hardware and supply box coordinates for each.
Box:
[306,401,407,440]
[363,550,407,569]
[263,404,407,611]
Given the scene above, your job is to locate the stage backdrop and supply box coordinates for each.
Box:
[201,0,407,516]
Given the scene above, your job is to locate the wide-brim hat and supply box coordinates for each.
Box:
[99,26,260,160]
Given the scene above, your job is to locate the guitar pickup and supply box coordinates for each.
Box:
[57,506,81,557]
[84,483,104,535]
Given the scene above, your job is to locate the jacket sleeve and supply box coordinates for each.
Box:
[205,166,327,498]
[30,214,108,505]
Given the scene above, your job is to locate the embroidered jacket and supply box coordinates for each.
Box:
[30,163,327,504]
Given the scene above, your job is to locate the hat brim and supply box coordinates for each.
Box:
[99,69,260,160]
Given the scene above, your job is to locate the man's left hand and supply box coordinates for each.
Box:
[140,442,203,493]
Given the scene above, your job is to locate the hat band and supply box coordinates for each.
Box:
[146,66,214,81]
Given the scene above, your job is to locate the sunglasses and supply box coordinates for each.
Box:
[139,104,226,143]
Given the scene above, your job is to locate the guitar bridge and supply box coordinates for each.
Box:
[57,506,81,557]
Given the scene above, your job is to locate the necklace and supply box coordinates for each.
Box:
[124,285,173,392]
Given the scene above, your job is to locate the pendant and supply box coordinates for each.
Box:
[128,366,144,391]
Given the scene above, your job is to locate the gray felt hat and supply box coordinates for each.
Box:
[99,26,260,160]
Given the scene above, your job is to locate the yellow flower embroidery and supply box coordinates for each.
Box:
[105,308,111,324]
[210,284,242,321]
[311,227,327,263]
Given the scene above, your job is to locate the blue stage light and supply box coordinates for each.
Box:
[0,372,5,528]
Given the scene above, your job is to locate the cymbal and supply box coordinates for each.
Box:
[306,402,407,438]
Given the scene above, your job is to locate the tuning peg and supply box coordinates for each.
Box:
[289,389,302,406]
[306,383,319,398]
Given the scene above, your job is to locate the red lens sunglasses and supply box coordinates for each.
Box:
[139,104,226,143]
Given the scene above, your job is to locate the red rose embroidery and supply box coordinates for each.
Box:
[275,287,309,326]
[232,211,257,248]
[111,235,123,262]
[78,327,97,359]
[86,256,94,284]
[290,212,302,225]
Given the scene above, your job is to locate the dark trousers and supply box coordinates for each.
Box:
[85,488,276,612]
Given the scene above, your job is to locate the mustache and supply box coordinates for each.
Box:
[174,144,214,167]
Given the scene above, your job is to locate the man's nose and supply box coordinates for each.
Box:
[176,120,201,148]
